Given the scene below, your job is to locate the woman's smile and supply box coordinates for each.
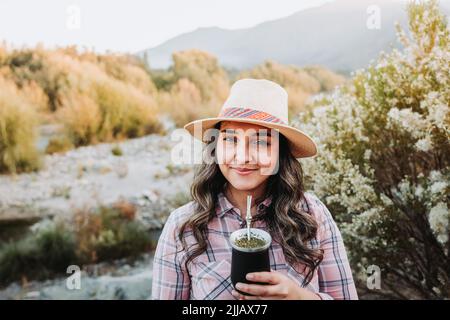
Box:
[230,166,259,176]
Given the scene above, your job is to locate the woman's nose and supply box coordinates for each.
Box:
[235,139,253,164]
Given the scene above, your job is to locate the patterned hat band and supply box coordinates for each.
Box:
[218,107,286,125]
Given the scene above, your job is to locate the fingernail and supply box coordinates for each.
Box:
[235,283,243,289]
[246,274,254,280]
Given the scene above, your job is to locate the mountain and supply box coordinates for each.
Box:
[138,0,450,72]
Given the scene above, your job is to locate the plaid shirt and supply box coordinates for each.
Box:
[151,191,358,300]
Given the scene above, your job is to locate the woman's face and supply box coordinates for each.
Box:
[216,121,280,191]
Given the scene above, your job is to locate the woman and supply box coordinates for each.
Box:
[152,79,358,300]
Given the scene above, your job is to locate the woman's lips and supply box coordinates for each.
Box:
[231,167,258,176]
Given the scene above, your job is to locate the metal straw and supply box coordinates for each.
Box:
[246,195,252,240]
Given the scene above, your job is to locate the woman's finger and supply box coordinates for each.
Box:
[240,295,260,300]
[231,289,258,300]
[232,290,275,300]
[235,282,283,297]
[240,294,284,300]
[232,287,285,300]
[246,271,280,284]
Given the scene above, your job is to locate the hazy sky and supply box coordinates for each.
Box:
[0,0,336,53]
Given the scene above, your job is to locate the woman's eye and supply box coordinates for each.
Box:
[252,139,270,146]
[223,136,236,143]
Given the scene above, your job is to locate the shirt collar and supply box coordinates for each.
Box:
[216,191,273,218]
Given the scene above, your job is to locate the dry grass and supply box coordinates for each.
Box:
[93,78,163,141]
[45,136,74,154]
[157,49,229,127]
[58,92,101,146]
[0,76,41,173]
[0,45,165,153]
[47,51,165,146]
[238,60,346,116]
[158,78,221,127]
[0,44,345,166]
[172,49,230,102]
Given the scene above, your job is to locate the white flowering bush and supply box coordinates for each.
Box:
[295,0,449,299]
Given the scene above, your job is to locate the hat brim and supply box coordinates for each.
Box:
[183,117,317,158]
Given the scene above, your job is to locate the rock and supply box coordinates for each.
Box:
[24,291,41,299]
[29,218,55,234]
[38,267,153,300]
[142,190,159,203]
[0,133,193,229]
[92,270,153,300]
[114,162,129,179]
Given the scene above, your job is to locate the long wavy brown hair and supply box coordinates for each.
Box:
[178,122,324,286]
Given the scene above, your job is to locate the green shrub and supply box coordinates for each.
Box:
[95,206,153,260]
[74,205,154,263]
[0,237,40,285]
[111,145,123,156]
[34,225,78,272]
[0,224,77,285]
[94,220,152,261]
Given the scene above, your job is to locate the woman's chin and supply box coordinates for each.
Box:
[228,179,261,191]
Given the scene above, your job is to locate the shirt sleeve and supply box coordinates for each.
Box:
[310,195,359,300]
[151,210,191,300]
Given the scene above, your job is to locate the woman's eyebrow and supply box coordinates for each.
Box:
[252,131,271,137]
[220,129,236,134]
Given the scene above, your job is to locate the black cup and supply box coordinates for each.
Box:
[230,228,272,296]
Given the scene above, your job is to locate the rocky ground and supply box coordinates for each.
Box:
[0,124,199,227]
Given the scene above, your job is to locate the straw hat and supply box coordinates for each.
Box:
[183,78,317,158]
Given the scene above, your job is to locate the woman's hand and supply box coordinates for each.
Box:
[231,271,321,300]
